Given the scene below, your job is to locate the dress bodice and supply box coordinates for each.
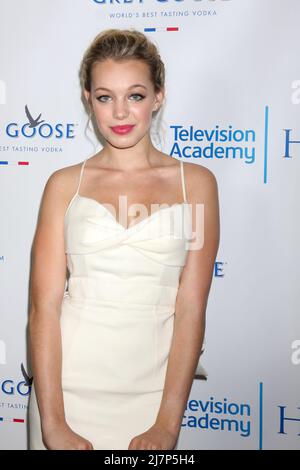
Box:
[63,158,193,310]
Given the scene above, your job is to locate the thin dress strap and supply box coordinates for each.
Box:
[180,160,187,203]
[75,158,88,196]
[64,159,88,219]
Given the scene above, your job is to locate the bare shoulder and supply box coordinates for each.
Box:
[182,160,219,203]
[42,159,86,209]
[47,160,84,193]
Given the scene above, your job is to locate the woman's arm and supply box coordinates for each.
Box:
[28,169,70,430]
[154,164,220,434]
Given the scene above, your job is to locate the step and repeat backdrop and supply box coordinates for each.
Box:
[0,0,299,450]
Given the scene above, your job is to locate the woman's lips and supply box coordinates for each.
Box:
[111,125,135,135]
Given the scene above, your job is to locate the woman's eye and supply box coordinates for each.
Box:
[96,94,145,102]
[130,94,145,101]
[97,95,110,102]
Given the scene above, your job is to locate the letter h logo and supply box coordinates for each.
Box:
[283,129,300,158]
[278,406,300,436]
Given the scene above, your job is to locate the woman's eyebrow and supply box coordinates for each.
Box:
[94,84,147,92]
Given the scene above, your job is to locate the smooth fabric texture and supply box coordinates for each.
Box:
[28,158,193,450]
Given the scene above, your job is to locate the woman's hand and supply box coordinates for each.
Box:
[128,423,179,450]
[41,420,94,450]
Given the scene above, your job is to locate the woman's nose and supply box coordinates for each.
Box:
[113,99,129,119]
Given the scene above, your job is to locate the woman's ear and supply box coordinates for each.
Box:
[83,89,91,106]
[153,88,165,112]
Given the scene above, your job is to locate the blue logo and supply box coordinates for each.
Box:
[182,396,252,437]
[278,406,300,436]
[0,364,32,397]
[169,124,256,164]
[5,105,76,139]
[282,129,300,158]
[92,0,231,4]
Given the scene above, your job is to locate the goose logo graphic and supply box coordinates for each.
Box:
[5,105,76,139]
[25,105,45,128]
[21,363,33,387]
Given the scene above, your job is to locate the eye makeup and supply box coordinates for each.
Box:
[96,93,146,102]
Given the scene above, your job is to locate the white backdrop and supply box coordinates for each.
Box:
[0,0,299,450]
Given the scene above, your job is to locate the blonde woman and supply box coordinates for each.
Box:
[28,28,220,450]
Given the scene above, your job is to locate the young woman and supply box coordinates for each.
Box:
[28,28,220,450]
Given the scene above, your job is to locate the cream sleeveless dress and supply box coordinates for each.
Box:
[28,158,204,450]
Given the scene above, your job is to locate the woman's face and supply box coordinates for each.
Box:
[84,58,164,148]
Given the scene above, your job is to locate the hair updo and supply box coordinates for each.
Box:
[79,28,165,95]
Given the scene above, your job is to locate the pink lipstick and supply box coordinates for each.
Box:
[111,125,135,135]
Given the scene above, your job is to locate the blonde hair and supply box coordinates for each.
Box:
[79,28,165,94]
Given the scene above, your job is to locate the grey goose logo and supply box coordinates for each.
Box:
[5,105,76,138]
[25,104,45,128]
[21,363,33,386]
